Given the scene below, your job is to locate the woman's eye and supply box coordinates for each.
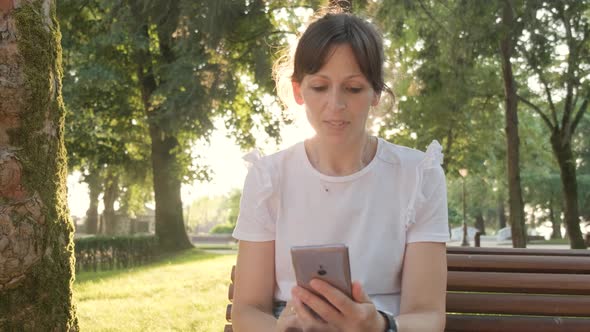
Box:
[347,87,363,93]
[311,86,328,92]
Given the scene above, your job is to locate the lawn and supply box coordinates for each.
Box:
[74,249,236,332]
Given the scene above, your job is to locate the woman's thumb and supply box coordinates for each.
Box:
[352,281,371,303]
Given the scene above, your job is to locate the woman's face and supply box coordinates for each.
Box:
[292,43,380,145]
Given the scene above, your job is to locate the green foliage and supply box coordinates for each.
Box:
[74,235,159,272]
[185,189,241,233]
[210,224,236,234]
[185,195,226,231]
[58,1,319,242]
[223,189,242,226]
[372,1,590,243]
[59,0,154,218]
[447,206,462,227]
[374,0,505,174]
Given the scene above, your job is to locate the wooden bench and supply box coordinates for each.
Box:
[225,247,590,332]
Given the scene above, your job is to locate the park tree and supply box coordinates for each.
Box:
[499,0,527,247]
[373,0,590,248]
[59,0,152,235]
[515,0,590,248]
[58,0,329,250]
[0,0,77,329]
[373,0,529,246]
[576,115,590,223]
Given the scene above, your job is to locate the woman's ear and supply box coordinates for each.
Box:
[292,81,304,105]
[371,92,381,107]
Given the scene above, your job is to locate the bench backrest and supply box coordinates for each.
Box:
[446,248,590,332]
[226,247,590,332]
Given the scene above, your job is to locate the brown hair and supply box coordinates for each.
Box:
[291,11,389,95]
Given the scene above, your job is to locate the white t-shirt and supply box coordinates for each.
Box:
[232,137,450,315]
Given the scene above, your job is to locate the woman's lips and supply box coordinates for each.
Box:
[324,120,349,129]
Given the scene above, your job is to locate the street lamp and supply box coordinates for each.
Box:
[459,168,469,247]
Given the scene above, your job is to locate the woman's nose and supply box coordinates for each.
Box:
[328,89,346,111]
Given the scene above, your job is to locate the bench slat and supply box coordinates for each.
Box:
[448,271,590,295]
[228,302,590,330]
[228,283,234,301]
[446,314,590,332]
[447,292,590,317]
[448,254,590,273]
[447,247,590,256]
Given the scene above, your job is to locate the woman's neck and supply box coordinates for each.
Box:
[305,134,377,176]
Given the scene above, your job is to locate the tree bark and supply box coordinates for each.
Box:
[499,0,526,248]
[497,197,507,229]
[475,210,486,235]
[0,0,78,329]
[149,125,192,251]
[84,168,101,234]
[102,169,119,235]
[551,134,586,248]
[549,197,561,239]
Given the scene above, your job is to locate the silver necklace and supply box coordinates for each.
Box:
[311,136,375,184]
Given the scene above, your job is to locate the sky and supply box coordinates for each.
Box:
[67,108,314,218]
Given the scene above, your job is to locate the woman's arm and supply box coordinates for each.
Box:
[231,240,277,332]
[396,242,447,332]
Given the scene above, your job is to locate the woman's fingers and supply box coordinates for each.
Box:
[308,279,357,316]
[351,281,372,303]
[291,294,327,331]
[277,301,303,332]
[290,281,380,331]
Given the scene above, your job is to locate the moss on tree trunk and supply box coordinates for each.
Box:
[0,0,78,330]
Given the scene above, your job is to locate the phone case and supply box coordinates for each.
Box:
[290,244,352,298]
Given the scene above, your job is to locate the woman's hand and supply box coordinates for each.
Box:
[277,301,303,332]
[291,280,386,332]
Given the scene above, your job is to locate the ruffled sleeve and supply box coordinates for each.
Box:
[232,150,277,241]
[405,140,450,243]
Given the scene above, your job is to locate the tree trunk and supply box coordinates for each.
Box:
[499,0,526,248]
[149,124,192,251]
[498,197,507,229]
[0,1,78,329]
[551,135,586,248]
[135,22,191,251]
[549,197,561,239]
[84,168,101,234]
[102,169,119,235]
[475,211,486,235]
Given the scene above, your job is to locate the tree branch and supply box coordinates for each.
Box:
[570,92,589,135]
[517,44,559,125]
[417,0,451,35]
[556,3,577,133]
[226,30,294,44]
[517,94,555,130]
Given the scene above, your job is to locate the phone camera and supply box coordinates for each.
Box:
[318,265,327,276]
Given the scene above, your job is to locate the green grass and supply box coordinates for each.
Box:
[528,238,571,245]
[193,243,238,251]
[74,249,236,332]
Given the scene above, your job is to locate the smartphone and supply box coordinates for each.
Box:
[290,244,352,299]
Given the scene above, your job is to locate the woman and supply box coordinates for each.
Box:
[231,10,449,332]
